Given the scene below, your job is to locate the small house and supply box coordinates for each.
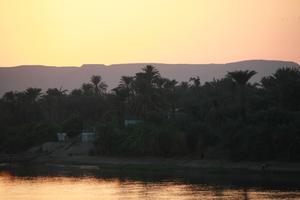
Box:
[81,131,96,142]
[57,132,67,142]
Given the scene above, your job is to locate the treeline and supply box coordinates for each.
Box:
[0,65,300,161]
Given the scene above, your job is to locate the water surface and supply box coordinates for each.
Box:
[1,164,300,200]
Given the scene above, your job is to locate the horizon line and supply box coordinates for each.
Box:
[1,59,299,68]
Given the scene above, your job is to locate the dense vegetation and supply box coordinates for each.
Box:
[1,65,300,161]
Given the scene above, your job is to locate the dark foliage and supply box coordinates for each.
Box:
[0,66,300,161]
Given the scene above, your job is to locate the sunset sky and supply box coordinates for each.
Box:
[0,0,299,66]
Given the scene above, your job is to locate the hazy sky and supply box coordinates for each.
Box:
[0,0,299,66]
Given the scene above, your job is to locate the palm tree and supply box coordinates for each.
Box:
[81,83,94,95]
[226,70,257,120]
[189,76,201,96]
[23,88,42,122]
[179,81,189,89]
[43,88,67,122]
[2,91,16,102]
[226,70,257,86]
[70,89,83,96]
[162,79,178,117]
[142,65,160,83]
[118,76,134,91]
[113,76,135,124]
[45,88,67,97]
[91,75,101,94]
[261,67,300,110]
[116,76,134,102]
[132,65,161,117]
[90,75,107,95]
[189,76,201,88]
[24,88,42,102]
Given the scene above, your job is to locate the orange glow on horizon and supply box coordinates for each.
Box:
[0,0,299,66]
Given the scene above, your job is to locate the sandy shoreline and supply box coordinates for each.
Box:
[1,153,300,173]
[25,155,300,173]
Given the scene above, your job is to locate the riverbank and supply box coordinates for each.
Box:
[25,155,300,173]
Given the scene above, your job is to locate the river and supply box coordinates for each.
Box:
[1,163,300,199]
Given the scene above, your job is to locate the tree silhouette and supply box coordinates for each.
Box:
[90,75,107,95]
[81,83,94,95]
[261,67,300,110]
[132,65,161,117]
[113,76,135,124]
[227,70,257,121]
[24,88,42,102]
[1,67,300,161]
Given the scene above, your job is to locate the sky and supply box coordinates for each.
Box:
[0,0,299,66]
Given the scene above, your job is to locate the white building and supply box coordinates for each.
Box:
[57,132,67,142]
[81,132,96,142]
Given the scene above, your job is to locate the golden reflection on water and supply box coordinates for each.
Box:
[0,171,299,200]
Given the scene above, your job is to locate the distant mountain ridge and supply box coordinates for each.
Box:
[0,60,299,96]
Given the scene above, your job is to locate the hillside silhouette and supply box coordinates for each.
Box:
[0,60,298,95]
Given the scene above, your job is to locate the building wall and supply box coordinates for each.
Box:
[81,132,96,142]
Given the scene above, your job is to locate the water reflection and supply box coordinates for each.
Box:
[1,164,300,200]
